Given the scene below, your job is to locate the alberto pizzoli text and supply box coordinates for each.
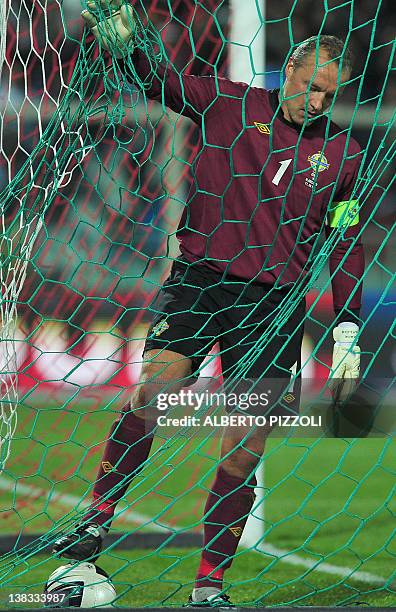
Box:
[157,415,322,428]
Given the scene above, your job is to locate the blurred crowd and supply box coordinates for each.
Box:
[4,0,394,101]
[266,0,394,105]
[1,0,394,308]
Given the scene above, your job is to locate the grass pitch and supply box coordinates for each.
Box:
[0,402,394,607]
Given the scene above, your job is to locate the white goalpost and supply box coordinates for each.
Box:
[229,0,266,88]
[228,0,267,549]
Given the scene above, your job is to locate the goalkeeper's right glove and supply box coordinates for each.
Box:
[81,0,136,58]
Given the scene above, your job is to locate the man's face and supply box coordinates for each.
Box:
[281,50,349,125]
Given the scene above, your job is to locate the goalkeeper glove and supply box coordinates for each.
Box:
[81,0,136,58]
[329,322,361,402]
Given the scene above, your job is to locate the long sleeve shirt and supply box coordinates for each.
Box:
[120,50,365,315]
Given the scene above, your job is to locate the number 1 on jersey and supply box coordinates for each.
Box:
[272,158,292,186]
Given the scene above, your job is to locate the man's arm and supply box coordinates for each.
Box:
[326,150,365,322]
[326,148,364,395]
[325,218,365,323]
[82,0,234,124]
[118,49,221,124]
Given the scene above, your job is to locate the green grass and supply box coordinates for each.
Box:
[0,548,394,608]
[0,403,394,607]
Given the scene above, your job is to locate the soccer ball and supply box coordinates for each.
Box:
[43,562,116,607]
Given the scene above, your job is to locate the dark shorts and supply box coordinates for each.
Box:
[144,259,305,415]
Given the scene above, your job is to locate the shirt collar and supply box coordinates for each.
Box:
[268,88,324,133]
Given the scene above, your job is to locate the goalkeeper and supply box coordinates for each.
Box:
[54,2,364,606]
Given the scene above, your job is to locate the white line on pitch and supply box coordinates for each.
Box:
[0,477,169,534]
[254,543,387,585]
[0,477,388,586]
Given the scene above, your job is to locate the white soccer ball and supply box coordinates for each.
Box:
[44,562,116,608]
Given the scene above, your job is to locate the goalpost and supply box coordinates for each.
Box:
[0,0,394,608]
[229,0,265,87]
[228,0,267,551]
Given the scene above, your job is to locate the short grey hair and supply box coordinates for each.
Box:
[290,35,353,74]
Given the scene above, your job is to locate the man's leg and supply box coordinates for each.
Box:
[192,423,272,602]
[190,286,305,603]
[53,349,192,560]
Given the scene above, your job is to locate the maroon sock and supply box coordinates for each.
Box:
[83,405,155,529]
[196,467,257,589]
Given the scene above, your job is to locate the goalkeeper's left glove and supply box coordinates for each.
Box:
[329,322,361,402]
[81,0,136,58]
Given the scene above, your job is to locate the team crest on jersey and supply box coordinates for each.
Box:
[254,122,270,135]
[308,151,330,172]
[305,150,330,189]
[152,319,169,337]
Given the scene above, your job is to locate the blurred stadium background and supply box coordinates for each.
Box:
[1,0,394,397]
[0,0,394,608]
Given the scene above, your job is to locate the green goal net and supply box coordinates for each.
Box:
[0,0,394,608]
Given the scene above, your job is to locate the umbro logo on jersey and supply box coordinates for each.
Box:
[229,527,243,538]
[101,461,114,473]
[254,122,270,135]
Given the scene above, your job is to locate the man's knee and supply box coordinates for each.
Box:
[130,349,193,414]
[222,447,261,480]
[220,427,271,479]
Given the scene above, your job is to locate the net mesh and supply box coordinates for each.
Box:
[0,0,395,607]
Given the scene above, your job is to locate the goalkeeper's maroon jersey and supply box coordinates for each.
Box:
[123,51,364,313]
